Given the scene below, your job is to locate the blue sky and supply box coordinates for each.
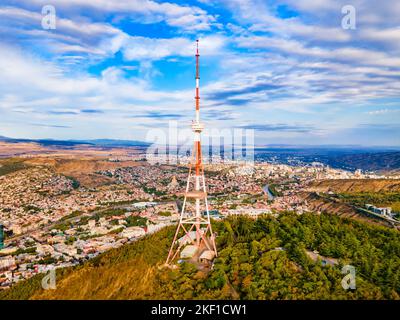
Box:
[0,0,399,146]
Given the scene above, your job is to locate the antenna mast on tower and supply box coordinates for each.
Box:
[165,40,217,265]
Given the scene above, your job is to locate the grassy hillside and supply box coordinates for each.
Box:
[53,159,143,188]
[308,179,400,193]
[1,213,399,300]
[301,192,382,225]
[0,158,28,176]
[306,179,400,223]
[337,192,400,213]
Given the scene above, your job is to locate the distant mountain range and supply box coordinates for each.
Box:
[1,135,400,150]
[1,135,399,172]
[329,151,400,172]
[0,136,151,147]
[254,145,400,172]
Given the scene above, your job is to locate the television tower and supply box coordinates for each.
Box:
[166,40,217,265]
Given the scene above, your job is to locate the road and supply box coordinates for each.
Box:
[316,192,400,226]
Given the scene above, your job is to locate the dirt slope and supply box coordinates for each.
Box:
[307,179,400,193]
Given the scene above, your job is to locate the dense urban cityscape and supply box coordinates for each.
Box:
[1,150,399,290]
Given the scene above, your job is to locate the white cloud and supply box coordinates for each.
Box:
[121,34,226,61]
[1,0,400,144]
[8,0,218,31]
[367,109,400,115]
[236,36,400,68]
[282,0,339,12]
[0,6,120,36]
[0,6,124,58]
[0,42,201,139]
[285,0,400,27]
[0,5,225,61]
[359,27,400,50]
[0,44,191,105]
[217,0,350,42]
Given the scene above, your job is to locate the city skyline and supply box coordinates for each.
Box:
[0,0,400,146]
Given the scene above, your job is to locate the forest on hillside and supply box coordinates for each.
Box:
[1,212,399,300]
[337,192,400,213]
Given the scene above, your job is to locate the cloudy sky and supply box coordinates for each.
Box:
[0,0,399,146]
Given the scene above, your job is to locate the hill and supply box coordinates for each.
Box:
[255,147,400,172]
[305,179,400,227]
[53,158,145,187]
[301,192,395,228]
[0,136,150,148]
[329,152,400,172]
[307,179,400,193]
[0,157,147,188]
[1,213,399,300]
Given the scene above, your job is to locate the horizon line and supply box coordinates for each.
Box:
[1,135,400,149]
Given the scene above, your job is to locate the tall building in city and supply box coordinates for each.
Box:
[165,40,217,265]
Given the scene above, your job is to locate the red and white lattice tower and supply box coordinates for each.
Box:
[165,40,217,265]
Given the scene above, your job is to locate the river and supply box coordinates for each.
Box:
[263,184,275,201]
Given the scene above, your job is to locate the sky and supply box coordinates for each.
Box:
[0,0,399,146]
